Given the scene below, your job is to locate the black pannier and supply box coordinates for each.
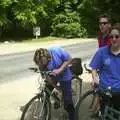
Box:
[70,58,83,76]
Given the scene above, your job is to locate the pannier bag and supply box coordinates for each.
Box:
[70,58,83,76]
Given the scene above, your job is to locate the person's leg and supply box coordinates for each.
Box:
[110,93,120,119]
[60,80,75,120]
[99,95,110,115]
[90,95,100,118]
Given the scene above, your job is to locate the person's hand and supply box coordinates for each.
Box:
[91,78,99,88]
[53,68,62,75]
[55,86,62,92]
[53,86,62,96]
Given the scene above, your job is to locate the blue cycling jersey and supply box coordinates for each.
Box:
[90,46,120,92]
[47,46,72,81]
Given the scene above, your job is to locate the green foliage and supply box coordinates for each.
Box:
[0,14,7,27]
[77,0,120,36]
[1,0,120,39]
[51,22,87,38]
[0,0,13,7]
[52,12,80,25]
[12,0,43,26]
[77,0,99,36]
[0,0,12,27]
[51,12,87,38]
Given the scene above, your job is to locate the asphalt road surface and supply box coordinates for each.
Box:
[0,41,97,84]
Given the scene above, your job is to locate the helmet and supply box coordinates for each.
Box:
[33,48,50,65]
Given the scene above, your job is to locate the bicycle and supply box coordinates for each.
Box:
[20,67,82,120]
[76,85,120,120]
[104,105,120,120]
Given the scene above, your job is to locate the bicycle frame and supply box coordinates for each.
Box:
[104,106,120,120]
[92,87,120,120]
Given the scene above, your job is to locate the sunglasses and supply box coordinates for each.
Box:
[110,35,120,39]
[99,22,108,25]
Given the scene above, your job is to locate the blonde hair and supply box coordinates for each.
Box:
[33,48,51,65]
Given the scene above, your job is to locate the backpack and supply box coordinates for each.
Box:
[70,58,83,76]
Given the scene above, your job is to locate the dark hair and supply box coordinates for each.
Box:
[99,14,111,23]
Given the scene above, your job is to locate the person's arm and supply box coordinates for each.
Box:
[91,69,99,87]
[89,48,103,87]
[52,47,72,75]
[53,58,72,75]
[46,75,62,91]
[59,59,72,72]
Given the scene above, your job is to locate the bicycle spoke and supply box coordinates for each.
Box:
[23,97,47,120]
[72,78,81,107]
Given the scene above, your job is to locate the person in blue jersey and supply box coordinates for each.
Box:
[33,46,75,120]
[90,14,111,118]
[90,23,120,113]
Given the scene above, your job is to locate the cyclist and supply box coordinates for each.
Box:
[33,46,75,120]
[91,14,112,117]
[98,14,111,48]
[90,23,120,115]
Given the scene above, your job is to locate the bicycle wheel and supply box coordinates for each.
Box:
[76,89,98,120]
[20,93,51,120]
[71,77,82,107]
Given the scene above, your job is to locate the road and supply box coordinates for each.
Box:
[0,41,97,120]
[0,41,97,84]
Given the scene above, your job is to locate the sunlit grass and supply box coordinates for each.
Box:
[0,36,66,44]
[24,36,63,43]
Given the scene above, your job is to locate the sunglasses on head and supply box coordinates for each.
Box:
[110,35,120,39]
[99,22,108,25]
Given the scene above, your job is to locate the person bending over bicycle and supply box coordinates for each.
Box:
[33,46,75,120]
[90,23,120,115]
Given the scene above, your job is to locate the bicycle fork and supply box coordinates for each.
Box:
[39,92,47,119]
[33,92,47,120]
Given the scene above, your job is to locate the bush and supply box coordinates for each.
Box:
[51,13,88,38]
[51,22,87,38]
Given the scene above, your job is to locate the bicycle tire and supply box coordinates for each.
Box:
[76,89,98,120]
[20,93,51,120]
[72,76,82,107]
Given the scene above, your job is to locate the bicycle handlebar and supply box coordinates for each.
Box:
[28,67,56,76]
[95,86,112,98]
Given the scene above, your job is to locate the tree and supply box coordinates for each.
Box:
[1,0,120,39]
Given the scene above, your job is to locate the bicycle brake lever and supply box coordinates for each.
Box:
[47,71,56,76]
